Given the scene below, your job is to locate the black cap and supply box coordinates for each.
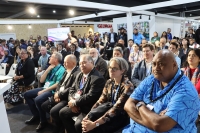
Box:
[118,27,125,30]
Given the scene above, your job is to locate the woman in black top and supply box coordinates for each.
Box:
[4,49,35,103]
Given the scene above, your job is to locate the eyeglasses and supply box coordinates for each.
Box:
[20,53,27,55]
[108,67,120,72]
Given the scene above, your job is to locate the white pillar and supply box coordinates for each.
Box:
[126,12,133,40]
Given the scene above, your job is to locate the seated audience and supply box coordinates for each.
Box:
[57,43,68,64]
[189,38,200,49]
[29,47,40,67]
[58,54,105,133]
[1,50,14,74]
[20,39,28,50]
[185,28,196,39]
[81,57,134,133]
[68,43,80,62]
[116,40,130,61]
[89,48,107,77]
[178,38,191,67]
[4,49,35,104]
[42,55,80,133]
[8,39,15,56]
[168,42,181,68]
[128,43,143,68]
[182,49,200,88]
[132,44,154,87]
[37,46,50,87]
[123,50,200,133]
[151,32,160,44]
[127,39,134,54]
[24,52,65,132]
[159,37,168,50]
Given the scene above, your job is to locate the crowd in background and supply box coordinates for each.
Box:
[0,26,200,133]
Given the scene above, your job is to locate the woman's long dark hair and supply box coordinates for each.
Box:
[161,31,167,40]
[183,49,200,68]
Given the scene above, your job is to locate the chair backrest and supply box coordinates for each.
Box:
[7,64,17,77]
[35,67,38,75]
[0,63,7,76]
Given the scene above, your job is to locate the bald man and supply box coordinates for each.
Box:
[41,55,80,133]
[123,50,200,133]
[89,48,107,77]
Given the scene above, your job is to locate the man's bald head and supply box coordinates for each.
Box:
[64,55,77,71]
[152,50,178,84]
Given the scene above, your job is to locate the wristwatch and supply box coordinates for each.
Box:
[136,102,145,111]
[95,122,100,127]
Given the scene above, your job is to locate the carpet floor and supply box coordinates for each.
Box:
[6,103,200,133]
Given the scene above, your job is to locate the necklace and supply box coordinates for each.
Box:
[150,71,183,102]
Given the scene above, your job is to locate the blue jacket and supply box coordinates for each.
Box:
[20,43,28,50]
[133,33,145,45]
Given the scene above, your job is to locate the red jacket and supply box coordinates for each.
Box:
[195,80,200,94]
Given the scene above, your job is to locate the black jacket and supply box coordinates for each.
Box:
[68,68,105,114]
[16,58,35,86]
[95,57,107,77]
[108,32,118,44]
[67,51,80,63]
[60,50,69,64]
[58,67,80,101]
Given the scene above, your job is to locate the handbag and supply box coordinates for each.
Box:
[87,102,113,121]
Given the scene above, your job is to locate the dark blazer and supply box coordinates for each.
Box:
[118,33,128,47]
[58,67,80,101]
[158,45,168,51]
[108,32,118,44]
[36,40,45,46]
[68,68,105,114]
[95,57,107,77]
[60,50,68,64]
[16,58,35,86]
[132,60,151,87]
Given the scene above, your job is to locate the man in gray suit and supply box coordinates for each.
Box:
[132,44,154,87]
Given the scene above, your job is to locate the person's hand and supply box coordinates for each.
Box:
[54,92,60,103]
[159,109,167,116]
[83,115,89,121]
[71,106,79,113]
[38,90,45,95]
[68,99,75,108]
[47,65,55,71]
[13,76,19,81]
[124,79,134,91]
[82,119,96,132]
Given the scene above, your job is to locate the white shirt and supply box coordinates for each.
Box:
[110,33,114,43]
[189,43,200,49]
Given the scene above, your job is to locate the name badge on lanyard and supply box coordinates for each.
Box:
[74,77,85,99]
[43,82,50,89]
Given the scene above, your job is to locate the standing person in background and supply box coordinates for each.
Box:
[43,36,48,44]
[71,30,78,41]
[108,28,118,48]
[185,29,196,39]
[151,32,160,44]
[78,34,84,48]
[57,43,68,64]
[133,28,145,47]
[36,35,45,46]
[167,28,172,41]
[118,27,128,47]
[102,34,108,47]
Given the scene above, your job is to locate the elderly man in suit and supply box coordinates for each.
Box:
[89,48,107,77]
[132,44,154,87]
[58,54,105,133]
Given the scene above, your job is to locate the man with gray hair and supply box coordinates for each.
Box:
[89,48,107,77]
[24,52,65,132]
[58,54,105,133]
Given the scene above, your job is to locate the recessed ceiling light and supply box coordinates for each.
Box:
[53,10,56,13]
[28,25,32,29]
[190,14,192,16]
[8,25,12,30]
[29,7,36,14]
[37,15,40,18]
[69,9,75,15]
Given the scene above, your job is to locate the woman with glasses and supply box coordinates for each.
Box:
[81,57,134,133]
[4,49,35,104]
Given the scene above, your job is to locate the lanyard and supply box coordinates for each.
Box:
[80,76,87,90]
[111,80,122,104]
[49,65,61,81]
